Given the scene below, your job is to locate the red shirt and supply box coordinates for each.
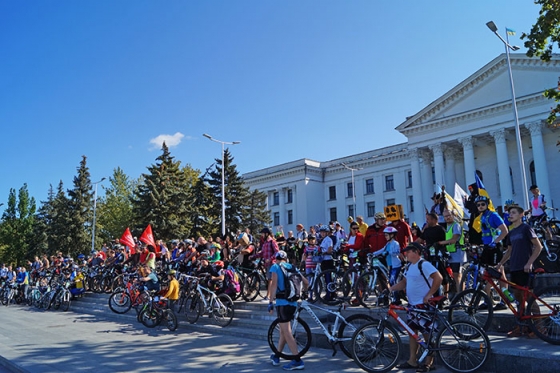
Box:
[363,224,387,255]
[392,220,412,250]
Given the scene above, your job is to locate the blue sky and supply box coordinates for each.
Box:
[0,1,543,207]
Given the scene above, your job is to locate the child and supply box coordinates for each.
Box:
[373,226,402,303]
[301,236,320,301]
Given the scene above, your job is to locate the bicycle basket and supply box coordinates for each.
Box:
[485,267,502,279]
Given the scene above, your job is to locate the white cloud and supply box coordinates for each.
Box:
[149,132,185,150]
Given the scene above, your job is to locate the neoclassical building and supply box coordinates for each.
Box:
[243,54,560,230]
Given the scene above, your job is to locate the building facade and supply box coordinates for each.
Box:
[243,54,560,231]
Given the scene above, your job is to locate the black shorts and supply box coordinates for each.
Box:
[449,262,461,274]
[276,305,296,323]
[480,247,503,266]
[510,270,531,287]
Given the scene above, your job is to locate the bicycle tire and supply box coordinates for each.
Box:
[61,291,70,312]
[355,271,385,308]
[140,307,161,328]
[448,288,493,331]
[267,317,312,360]
[242,273,261,302]
[337,314,375,359]
[185,294,202,324]
[315,269,346,305]
[436,320,490,373]
[341,267,360,299]
[351,321,402,373]
[212,293,234,327]
[101,277,113,294]
[108,292,132,314]
[165,309,178,331]
[525,285,560,345]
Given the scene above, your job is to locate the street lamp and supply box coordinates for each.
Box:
[341,163,363,217]
[91,177,106,253]
[203,133,241,237]
[486,21,529,210]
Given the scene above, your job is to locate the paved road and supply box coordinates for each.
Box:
[0,305,467,373]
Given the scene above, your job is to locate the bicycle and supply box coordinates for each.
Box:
[448,266,560,345]
[313,253,351,305]
[354,253,392,308]
[351,294,490,373]
[108,276,149,315]
[267,296,374,359]
[138,294,178,331]
[181,275,234,327]
[242,258,269,301]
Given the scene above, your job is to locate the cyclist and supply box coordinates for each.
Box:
[364,212,388,266]
[16,267,29,300]
[268,250,308,370]
[162,269,180,310]
[301,235,320,278]
[373,226,402,303]
[475,195,509,311]
[252,227,279,301]
[495,204,542,338]
[438,209,467,297]
[139,266,160,292]
[528,184,553,239]
[390,243,443,372]
[318,225,334,301]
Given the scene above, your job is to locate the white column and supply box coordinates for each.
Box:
[429,144,446,188]
[458,136,476,186]
[490,129,513,204]
[444,148,457,190]
[408,148,424,222]
[419,149,434,212]
[526,121,551,201]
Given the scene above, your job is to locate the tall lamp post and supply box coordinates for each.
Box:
[486,21,529,210]
[341,163,363,217]
[203,134,241,237]
[91,177,106,253]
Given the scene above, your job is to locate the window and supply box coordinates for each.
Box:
[287,210,293,225]
[367,202,376,217]
[347,182,354,198]
[409,195,414,212]
[509,167,515,194]
[530,161,536,187]
[348,205,355,219]
[329,207,337,222]
[273,192,279,206]
[386,198,395,206]
[365,178,374,194]
[385,175,394,191]
[329,186,336,200]
[431,167,436,184]
[287,189,293,204]
[273,212,280,226]
[407,170,413,188]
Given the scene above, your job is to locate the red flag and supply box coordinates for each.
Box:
[119,227,137,255]
[140,224,157,252]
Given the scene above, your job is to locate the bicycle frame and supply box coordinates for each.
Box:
[294,300,350,344]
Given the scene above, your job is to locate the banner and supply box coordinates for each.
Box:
[140,224,158,252]
[119,227,136,255]
[473,173,495,232]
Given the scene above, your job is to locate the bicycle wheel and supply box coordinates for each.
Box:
[101,277,113,294]
[212,293,235,327]
[436,320,490,373]
[61,291,70,312]
[315,269,346,305]
[242,273,260,302]
[140,307,161,328]
[267,317,312,360]
[185,294,202,324]
[165,310,178,331]
[448,289,493,331]
[111,274,125,292]
[351,321,401,373]
[355,271,384,308]
[341,267,360,299]
[337,314,375,358]
[526,285,560,345]
[108,292,132,314]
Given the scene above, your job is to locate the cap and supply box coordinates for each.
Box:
[374,212,386,220]
[403,242,425,253]
[260,227,272,235]
[167,269,176,275]
[529,184,538,190]
[275,250,288,260]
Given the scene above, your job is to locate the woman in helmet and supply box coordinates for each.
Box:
[373,226,402,302]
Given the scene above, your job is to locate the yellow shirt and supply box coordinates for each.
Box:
[164,278,179,300]
[358,221,369,236]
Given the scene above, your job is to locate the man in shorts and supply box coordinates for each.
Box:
[438,209,467,297]
[390,243,443,372]
[268,250,308,370]
[496,204,542,337]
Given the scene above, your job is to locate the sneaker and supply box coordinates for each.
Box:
[478,303,489,310]
[282,359,304,370]
[493,303,507,311]
[270,354,280,366]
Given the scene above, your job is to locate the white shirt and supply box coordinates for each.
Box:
[405,260,437,306]
[320,236,334,260]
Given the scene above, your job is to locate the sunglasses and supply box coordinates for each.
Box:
[352,227,359,230]
[476,203,487,207]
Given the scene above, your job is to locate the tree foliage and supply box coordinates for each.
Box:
[66,156,93,256]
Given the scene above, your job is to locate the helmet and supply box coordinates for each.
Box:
[383,227,398,234]
[474,195,489,203]
[167,269,176,276]
[211,243,221,250]
[77,254,85,260]
[260,227,272,235]
[275,250,288,260]
[213,260,224,269]
[411,222,419,230]
[504,199,515,207]
[275,232,282,238]
[200,250,210,257]
[72,265,79,270]
[374,212,386,220]
[319,225,330,232]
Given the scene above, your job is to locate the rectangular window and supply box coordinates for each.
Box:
[273,192,279,206]
[287,210,293,225]
[287,189,293,204]
[348,205,355,219]
[273,212,280,226]
[409,195,414,212]
[367,202,376,218]
[386,198,395,206]
[407,170,413,188]
[329,207,337,222]
[365,178,374,194]
[431,166,436,184]
[347,182,354,198]
[385,175,394,191]
[329,186,336,200]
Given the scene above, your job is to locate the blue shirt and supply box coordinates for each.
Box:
[480,210,504,245]
[270,262,298,307]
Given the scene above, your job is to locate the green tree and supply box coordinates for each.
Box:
[243,188,271,235]
[189,167,218,238]
[97,167,136,242]
[66,156,93,256]
[30,184,56,255]
[132,143,193,240]
[521,0,560,124]
[50,181,73,255]
[0,184,36,265]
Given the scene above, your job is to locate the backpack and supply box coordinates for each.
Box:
[223,268,240,295]
[405,259,443,297]
[276,264,304,302]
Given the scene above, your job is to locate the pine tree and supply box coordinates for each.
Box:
[51,181,73,256]
[243,189,271,235]
[30,184,55,255]
[132,143,193,240]
[66,156,93,256]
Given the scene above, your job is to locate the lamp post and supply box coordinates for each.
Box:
[203,134,241,237]
[341,163,363,217]
[486,21,529,210]
[91,177,106,253]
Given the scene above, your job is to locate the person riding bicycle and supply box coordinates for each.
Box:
[495,204,543,338]
[373,226,402,303]
[268,250,309,370]
[139,266,160,292]
[162,269,180,310]
[390,243,443,373]
[195,255,224,293]
[15,267,29,300]
[475,195,509,311]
